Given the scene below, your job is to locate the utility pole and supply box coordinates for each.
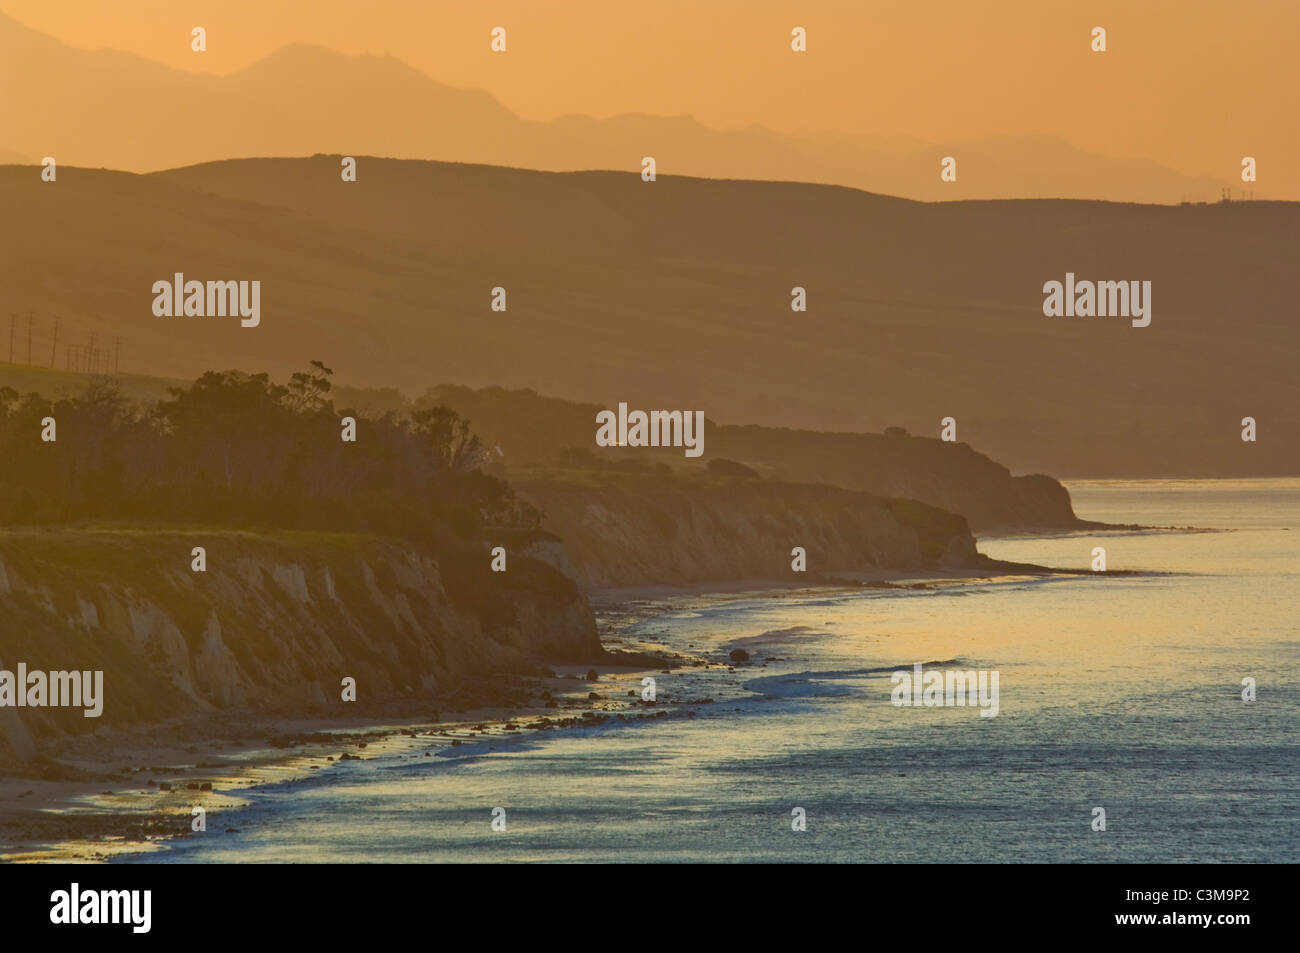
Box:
[113,336,121,374]
[26,311,33,366]
[7,314,13,363]
[50,315,59,368]
[88,333,96,374]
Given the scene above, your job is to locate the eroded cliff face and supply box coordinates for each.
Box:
[515,472,978,589]
[0,475,983,759]
[0,529,598,761]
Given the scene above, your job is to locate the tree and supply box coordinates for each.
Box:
[285,360,334,414]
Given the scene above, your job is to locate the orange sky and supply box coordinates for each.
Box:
[4,0,1297,184]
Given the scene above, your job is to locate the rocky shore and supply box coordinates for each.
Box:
[1,561,1097,861]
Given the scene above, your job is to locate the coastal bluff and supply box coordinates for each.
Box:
[419,385,1083,533]
[515,470,980,590]
[0,529,598,762]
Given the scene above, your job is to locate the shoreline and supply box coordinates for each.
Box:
[977,522,1217,539]
[1,560,1104,863]
[0,658,702,863]
[587,557,1137,605]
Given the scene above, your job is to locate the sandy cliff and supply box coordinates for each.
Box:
[514,471,978,589]
[0,528,598,761]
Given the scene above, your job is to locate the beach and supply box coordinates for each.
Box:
[1,565,1043,861]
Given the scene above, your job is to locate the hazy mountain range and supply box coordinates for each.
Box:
[0,9,1238,204]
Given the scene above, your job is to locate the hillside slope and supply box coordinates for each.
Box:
[1,157,1295,477]
[428,385,1078,531]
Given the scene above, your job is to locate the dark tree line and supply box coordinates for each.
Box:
[0,362,542,549]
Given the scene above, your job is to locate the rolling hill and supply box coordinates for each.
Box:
[1,155,1296,478]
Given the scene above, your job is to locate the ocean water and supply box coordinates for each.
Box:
[124,479,1300,863]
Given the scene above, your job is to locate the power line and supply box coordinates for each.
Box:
[0,310,126,374]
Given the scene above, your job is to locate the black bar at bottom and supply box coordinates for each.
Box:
[0,862,1275,940]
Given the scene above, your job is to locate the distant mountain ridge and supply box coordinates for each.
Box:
[0,10,1237,203]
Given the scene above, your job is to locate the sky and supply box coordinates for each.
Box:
[3,0,1296,187]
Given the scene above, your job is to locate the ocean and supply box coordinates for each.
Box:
[122,479,1300,863]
